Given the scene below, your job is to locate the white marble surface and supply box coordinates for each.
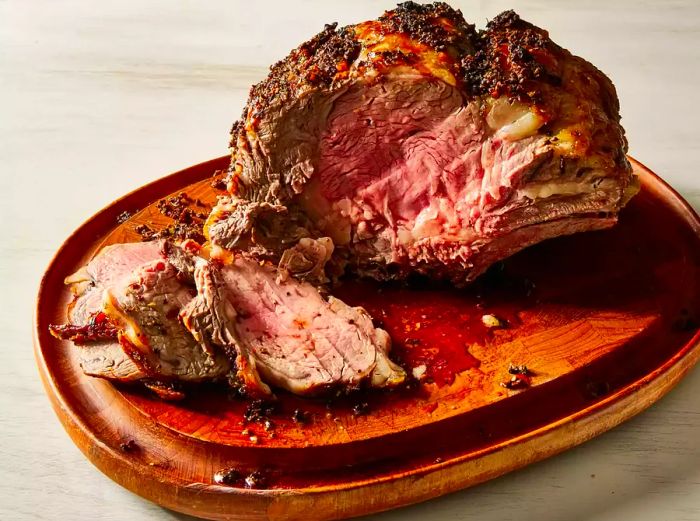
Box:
[2,1,699,519]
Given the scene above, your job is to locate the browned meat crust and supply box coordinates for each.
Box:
[233,4,601,142]
[49,312,118,345]
[225,3,628,197]
[378,1,476,52]
[462,10,562,101]
[236,2,477,142]
[241,23,361,129]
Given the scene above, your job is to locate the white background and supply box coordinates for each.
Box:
[2,1,699,519]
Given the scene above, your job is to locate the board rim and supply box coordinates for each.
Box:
[33,156,700,520]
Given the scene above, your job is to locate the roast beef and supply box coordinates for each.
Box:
[48,311,144,381]
[103,259,231,381]
[78,341,147,382]
[51,241,232,385]
[205,3,637,282]
[182,256,405,396]
[51,242,165,382]
[52,240,404,396]
[180,258,272,395]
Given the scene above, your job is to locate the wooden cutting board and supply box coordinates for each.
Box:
[34,157,700,521]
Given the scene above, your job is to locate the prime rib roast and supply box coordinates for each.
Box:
[206,2,636,282]
[51,3,636,398]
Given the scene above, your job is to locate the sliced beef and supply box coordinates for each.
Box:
[63,241,165,334]
[52,240,230,386]
[181,259,272,395]
[78,341,147,382]
[53,240,404,397]
[49,312,118,345]
[103,259,231,381]
[51,296,144,383]
[182,257,406,396]
[57,296,146,382]
[55,242,166,382]
[65,241,164,291]
[206,3,636,283]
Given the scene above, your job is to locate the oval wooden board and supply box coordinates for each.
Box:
[34,157,700,521]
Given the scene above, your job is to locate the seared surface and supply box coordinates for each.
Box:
[207,2,635,283]
[104,260,231,381]
[56,242,166,382]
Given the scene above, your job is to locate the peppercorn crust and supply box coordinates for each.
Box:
[209,2,635,285]
[235,2,473,143]
[229,3,627,175]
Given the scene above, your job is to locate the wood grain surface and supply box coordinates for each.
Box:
[4,1,700,520]
[33,158,700,520]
